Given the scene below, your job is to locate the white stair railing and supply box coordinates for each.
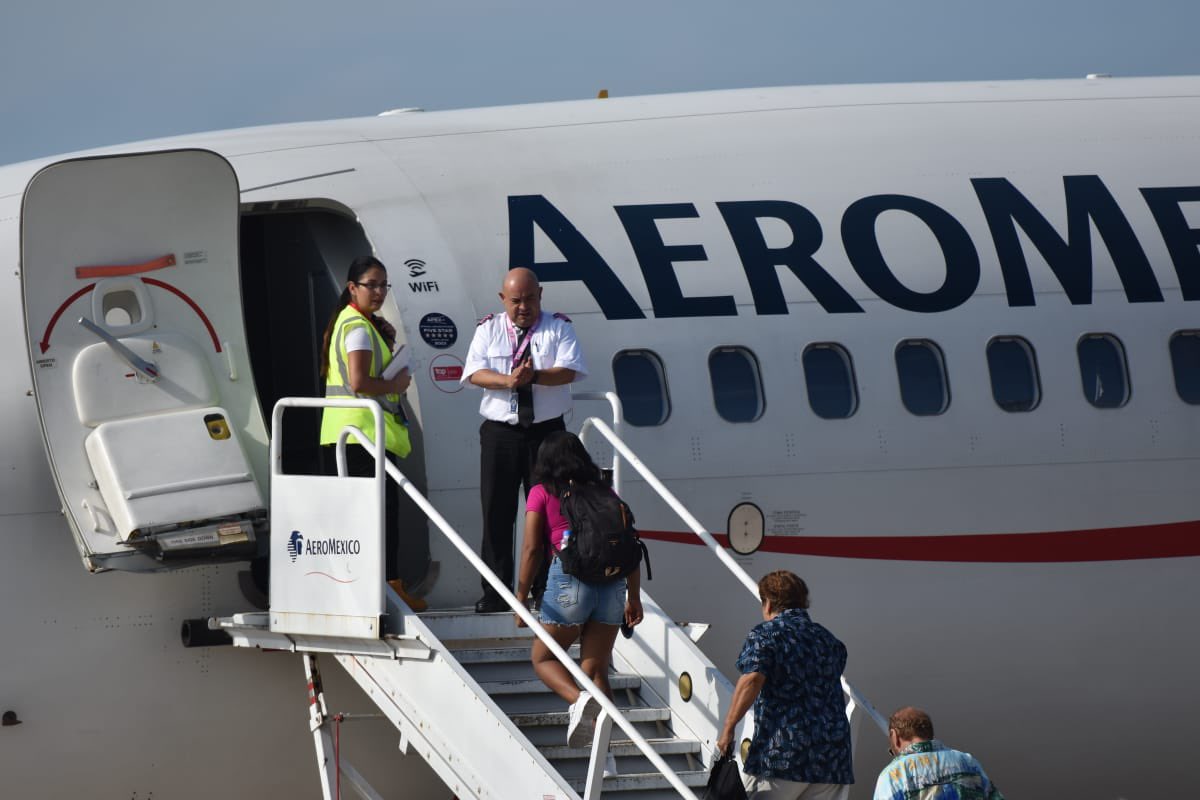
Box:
[314,410,701,799]
[573,413,889,737]
[341,429,700,799]
[573,390,623,492]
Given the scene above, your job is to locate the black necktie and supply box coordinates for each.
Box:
[515,327,534,427]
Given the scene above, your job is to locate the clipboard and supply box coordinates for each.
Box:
[382,344,411,380]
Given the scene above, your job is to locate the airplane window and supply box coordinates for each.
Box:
[612,350,671,426]
[986,337,1041,412]
[1169,331,1200,405]
[1077,334,1130,408]
[709,347,765,423]
[895,340,950,416]
[802,344,858,419]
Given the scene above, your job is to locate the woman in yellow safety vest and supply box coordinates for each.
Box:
[318,255,429,611]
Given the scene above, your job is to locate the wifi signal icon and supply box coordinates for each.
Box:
[405,258,427,278]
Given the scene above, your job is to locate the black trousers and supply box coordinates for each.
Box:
[478,416,564,599]
[327,444,431,585]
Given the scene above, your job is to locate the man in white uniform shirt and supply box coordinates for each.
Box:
[463,268,589,613]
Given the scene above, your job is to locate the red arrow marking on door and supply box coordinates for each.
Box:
[140,278,222,353]
[39,279,222,354]
[39,283,97,353]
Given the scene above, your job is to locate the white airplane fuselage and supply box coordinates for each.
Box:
[1,77,1197,798]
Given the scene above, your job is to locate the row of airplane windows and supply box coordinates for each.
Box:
[609,330,1200,426]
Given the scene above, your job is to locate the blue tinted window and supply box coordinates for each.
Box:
[1077,334,1129,408]
[987,337,1040,412]
[1169,331,1200,405]
[612,350,670,426]
[802,344,858,419]
[895,340,949,416]
[709,347,764,423]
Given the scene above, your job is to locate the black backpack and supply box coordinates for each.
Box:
[557,482,651,584]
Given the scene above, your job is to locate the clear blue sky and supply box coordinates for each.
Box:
[2,0,1198,166]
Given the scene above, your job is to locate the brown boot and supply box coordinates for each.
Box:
[387,579,428,612]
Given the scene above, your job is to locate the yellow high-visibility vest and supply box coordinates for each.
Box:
[320,305,412,458]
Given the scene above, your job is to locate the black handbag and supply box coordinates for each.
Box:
[702,754,748,800]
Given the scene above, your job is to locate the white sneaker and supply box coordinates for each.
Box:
[603,752,619,778]
[566,692,601,748]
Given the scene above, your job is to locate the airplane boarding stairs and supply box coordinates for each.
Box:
[206,396,882,799]
[218,583,720,799]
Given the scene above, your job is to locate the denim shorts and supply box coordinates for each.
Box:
[539,557,626,627]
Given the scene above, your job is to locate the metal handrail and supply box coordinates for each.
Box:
[272,400,700,800]
[572,390,624,493]
[577,415,889,736]
[271,396,387,482]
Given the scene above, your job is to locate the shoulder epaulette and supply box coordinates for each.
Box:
[477,313,495,326]
[553,312,572,323]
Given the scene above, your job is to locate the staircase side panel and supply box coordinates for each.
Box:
[612,591,745,771]
[335,608,581,800]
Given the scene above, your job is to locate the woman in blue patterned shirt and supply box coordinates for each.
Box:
[716,570,854,800]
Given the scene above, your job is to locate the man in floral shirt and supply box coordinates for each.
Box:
[717,570,854,799]
[873,707,1004,800]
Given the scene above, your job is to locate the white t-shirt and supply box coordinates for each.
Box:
[344,326,373,353]
[462,310,588,424]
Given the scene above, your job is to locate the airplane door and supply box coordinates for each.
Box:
[21,150,269,573]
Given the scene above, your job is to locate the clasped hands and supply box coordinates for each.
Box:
[507,356,535,389]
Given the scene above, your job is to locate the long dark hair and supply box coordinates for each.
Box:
[319,255,388,379]
[532,431,604,496]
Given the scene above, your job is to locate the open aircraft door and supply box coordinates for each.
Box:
[21,150,269,572]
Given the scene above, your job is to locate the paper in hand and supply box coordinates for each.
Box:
[382,343,411,380]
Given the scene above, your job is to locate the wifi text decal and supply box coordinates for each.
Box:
[405,257,439,293]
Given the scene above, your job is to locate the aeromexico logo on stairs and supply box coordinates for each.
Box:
[287,531,304,562]
[286,530,363,562]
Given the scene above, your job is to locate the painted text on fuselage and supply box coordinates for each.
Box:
[507,177,1200,318]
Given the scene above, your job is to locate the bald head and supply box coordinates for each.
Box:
[888,707,934,745]
[503,267,540,292]
[500,267,543,327]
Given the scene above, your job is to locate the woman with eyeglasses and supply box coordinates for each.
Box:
[318,255,433,611]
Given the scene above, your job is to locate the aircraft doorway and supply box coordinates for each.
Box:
[238,203,371,477]
[237,202,432,594]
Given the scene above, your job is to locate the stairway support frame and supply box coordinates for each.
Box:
[302,653,386,800]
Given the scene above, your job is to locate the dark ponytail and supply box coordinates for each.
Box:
[319,255,387,380]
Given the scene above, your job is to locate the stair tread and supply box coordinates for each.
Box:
[566,769,711,792]
[453,644,579,664]
[510,706,671,726]
[539,737,702,759]
[482,674,640,695]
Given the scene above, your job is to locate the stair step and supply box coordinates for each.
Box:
[566,769,711,793]
[539,737,702,760]
[420,609,535,644]
[510,706,671,727]
[453,644,579,664]
[481,674,640,696]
